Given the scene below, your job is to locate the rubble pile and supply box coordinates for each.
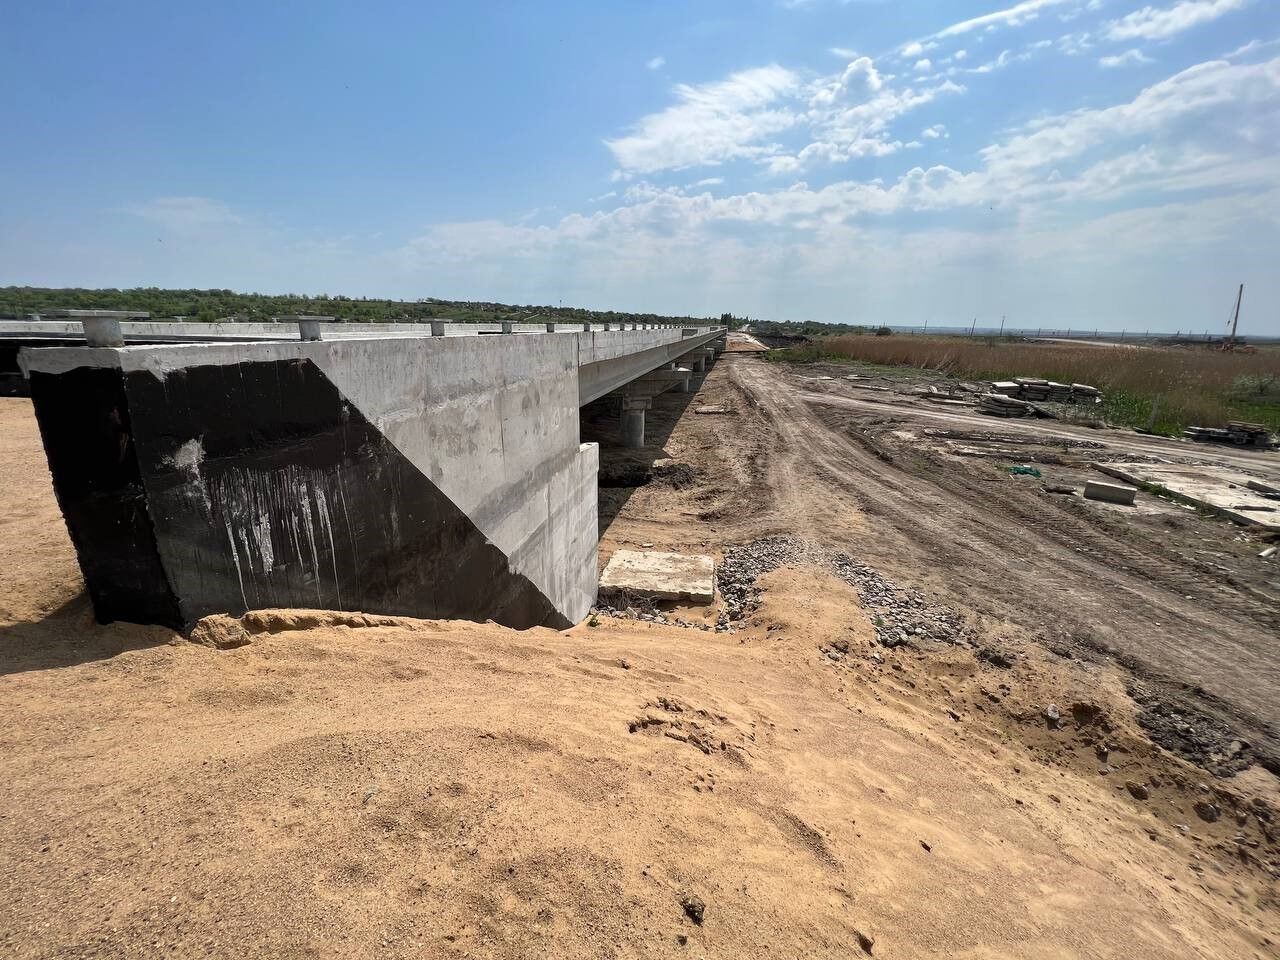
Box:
[987,377,1102,405]
[1184,421,1274,448]
[717,537,976,647]
[1015,377,1051,401]
[978,393,1035,418]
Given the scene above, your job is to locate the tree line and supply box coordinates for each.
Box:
[0,287,719,327]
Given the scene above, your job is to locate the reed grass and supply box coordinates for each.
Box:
[797,336,1280,434]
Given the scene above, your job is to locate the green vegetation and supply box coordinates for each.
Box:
[0,286,716,328]
[762,345,840,364]
[750,319,872,338]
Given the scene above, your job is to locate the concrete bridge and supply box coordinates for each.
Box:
[6,313,727,632]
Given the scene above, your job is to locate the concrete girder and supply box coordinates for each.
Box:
[635,367,692,394]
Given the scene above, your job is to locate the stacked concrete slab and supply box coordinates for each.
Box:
[18,320,725,631]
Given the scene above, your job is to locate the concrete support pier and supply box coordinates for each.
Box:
[621,397,650,449]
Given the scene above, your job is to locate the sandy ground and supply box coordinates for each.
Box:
[2,343,1279,958]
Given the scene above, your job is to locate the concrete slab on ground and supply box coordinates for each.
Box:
[599,550,715,603]
[1083,480,1137,505]
[1093,462,1280,530]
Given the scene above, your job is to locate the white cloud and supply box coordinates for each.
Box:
[914,58,933,71]
[922,124,949,138]
[954,49,969,60]
[1100,47,1156,67]
[931,0,1079,40]
[968,48,1033,73]
[605,65,801,174]
[593,56,1280,235]
[128,197,243,231]
[829,46,859,58]
[980,56,1280,178]
[1105,0,1250,42]
[610,51,962,178]
[1057,30,1095,54]
[646,56,666,71]
[781,77,965,172]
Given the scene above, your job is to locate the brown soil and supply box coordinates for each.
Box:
[1,342,1279,958]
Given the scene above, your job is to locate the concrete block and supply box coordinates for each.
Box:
[599,550,715,603]
[1084,480,1137,505]
[82,316,124,347]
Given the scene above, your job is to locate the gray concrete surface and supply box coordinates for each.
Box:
[599,550,716,603]
[1095,463,1280,530]
[17,321,725,629]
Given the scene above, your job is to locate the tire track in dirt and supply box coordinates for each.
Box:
[728,356,1280,765]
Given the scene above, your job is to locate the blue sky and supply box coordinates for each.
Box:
[2,0,1277,333]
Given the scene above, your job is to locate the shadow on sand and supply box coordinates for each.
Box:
[0,592,174,677]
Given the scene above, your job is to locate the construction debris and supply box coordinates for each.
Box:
[988,378,1102,404]
[694,405,731,415]
[1084,480,1138,505]
[599,550,716,604]
[1183,422,1273,448]
[1095,462,1280,530]
[1015,377,1051,401]
[978,393,1035,418]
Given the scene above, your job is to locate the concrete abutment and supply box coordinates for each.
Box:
[17,321,725,631]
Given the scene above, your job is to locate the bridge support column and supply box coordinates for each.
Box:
[620,397,650,449]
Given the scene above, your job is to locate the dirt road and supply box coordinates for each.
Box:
[715,354,1279,768]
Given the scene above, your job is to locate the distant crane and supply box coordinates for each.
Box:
[1222,283,1244,351]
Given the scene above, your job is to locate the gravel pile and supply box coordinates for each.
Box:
[594,600,713,631]
[717,537,977,647]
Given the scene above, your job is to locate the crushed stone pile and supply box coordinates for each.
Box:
[717,537,976,647]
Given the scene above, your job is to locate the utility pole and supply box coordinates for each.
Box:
[999,314,1006,336]
[969,317,977,336]
[922,317,928,335]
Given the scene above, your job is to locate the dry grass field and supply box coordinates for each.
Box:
[805,336,1280,434]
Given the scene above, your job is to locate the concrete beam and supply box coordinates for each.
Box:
[635,367,692,394]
